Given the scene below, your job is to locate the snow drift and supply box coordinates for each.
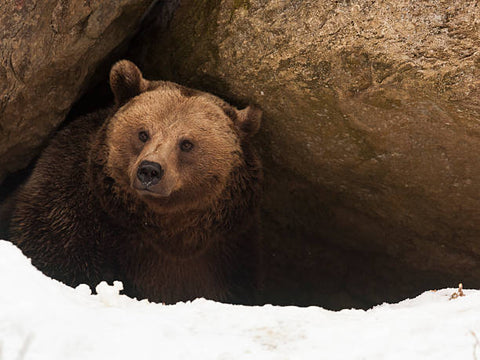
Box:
[0,239,479,359]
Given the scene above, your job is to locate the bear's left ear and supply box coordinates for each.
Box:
[235,105,262,138]
[110,60,149,107]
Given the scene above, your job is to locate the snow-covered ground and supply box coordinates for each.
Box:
[1,239,479,360]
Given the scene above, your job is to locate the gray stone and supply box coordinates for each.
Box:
[0,0,154,181]
[131,0,480,307]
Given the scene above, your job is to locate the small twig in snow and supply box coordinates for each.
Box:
[449,283,465,300]
[16,334,33,360]
[471,331,480,360]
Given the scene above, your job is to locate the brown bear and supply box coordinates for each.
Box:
[9,60,262,305]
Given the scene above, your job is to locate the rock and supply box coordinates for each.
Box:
[130,0,480,307]
[0,0,154,182]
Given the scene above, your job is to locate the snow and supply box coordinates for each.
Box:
[1,239,480,360]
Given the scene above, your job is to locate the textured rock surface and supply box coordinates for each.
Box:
[0,0,154,182]
[130,0,480,307]
[2,0,480,309]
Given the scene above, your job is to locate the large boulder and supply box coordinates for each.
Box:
[130,0,480,307]
[0,0,154,182]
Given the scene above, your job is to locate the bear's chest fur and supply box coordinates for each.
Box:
[94,208,234,303]
[111,227,232,303]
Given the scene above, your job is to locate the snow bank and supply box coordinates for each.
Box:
[1,239,479,360]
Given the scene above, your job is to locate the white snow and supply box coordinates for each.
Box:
[1,239,480,360]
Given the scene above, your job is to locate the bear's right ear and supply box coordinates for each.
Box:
[235,105,262,138]
[110,60,148,107]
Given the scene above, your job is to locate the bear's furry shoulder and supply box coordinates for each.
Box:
[9,61,262,305]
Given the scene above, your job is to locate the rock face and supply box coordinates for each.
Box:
[130,0,480,307]
[0,0,154,182]
[2,0,480,309]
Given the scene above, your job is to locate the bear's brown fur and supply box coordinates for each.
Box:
[9,60,262,304]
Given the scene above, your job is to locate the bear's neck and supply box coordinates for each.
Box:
[87,118,260,257]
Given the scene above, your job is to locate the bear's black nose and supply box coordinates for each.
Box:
[137,161,164,186]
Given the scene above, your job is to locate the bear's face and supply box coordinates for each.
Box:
[104,61,261,213]
[106,90,242,211]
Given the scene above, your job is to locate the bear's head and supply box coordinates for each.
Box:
[103,60,261,214]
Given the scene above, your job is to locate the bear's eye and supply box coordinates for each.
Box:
[138,131,149,143]
[180,140,194,152]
